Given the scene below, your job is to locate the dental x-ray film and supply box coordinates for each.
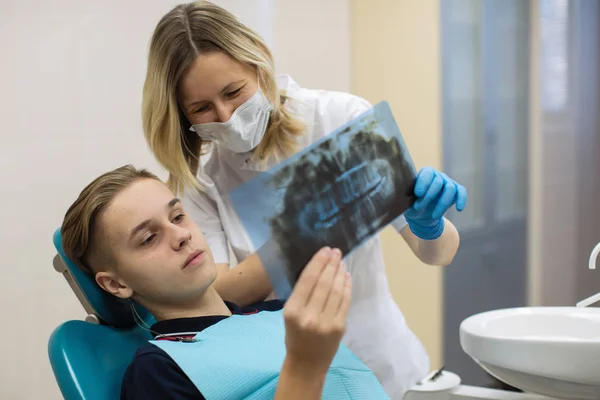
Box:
[229,101,417,298]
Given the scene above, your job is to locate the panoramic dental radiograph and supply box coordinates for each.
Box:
[230,101,417,295]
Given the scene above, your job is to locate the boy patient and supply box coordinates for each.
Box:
[60,165,391,400]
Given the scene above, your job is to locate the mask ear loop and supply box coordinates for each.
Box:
[180,106,204,159]
[254,68,274,166]
[257,69,262,92]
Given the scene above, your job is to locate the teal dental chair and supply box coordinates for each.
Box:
[48,228,156,400]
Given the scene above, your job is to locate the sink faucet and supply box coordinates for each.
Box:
[576,242,600,307]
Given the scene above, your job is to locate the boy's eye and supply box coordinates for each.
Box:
[141,234,156,246]
[173,213,184,223]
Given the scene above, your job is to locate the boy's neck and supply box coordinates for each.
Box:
[151,286,232,321]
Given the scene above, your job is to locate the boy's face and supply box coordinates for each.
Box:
[95,178,217,313]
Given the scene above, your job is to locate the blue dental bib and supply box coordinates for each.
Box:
[150,309,389,399]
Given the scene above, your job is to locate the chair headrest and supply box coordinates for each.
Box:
[48,320,152,400]
[53,228,154,328]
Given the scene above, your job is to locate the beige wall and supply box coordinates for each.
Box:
[0,1,351,398]
[351,0,444,369]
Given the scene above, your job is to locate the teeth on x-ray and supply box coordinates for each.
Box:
[315,197,339,227]
[269,127,416,285]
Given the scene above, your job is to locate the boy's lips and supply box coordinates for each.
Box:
[183,250,205,269]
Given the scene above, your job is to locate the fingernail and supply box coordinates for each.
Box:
[322,247,331,255]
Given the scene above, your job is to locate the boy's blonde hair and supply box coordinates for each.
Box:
[61,165,160,274]
[142,1,304,195]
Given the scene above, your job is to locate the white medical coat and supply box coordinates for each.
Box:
[183,74,430,399]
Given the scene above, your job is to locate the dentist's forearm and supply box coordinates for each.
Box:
[213,252,273,306]
[401,218,460,266]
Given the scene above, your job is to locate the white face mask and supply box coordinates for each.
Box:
[191,87,273,153]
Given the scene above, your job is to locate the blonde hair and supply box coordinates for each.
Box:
[142,1,305,195]
[61,165,160,274]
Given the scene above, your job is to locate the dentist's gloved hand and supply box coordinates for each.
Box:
[404,167,467,240]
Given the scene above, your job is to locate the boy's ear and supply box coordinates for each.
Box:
[95,271,133,299]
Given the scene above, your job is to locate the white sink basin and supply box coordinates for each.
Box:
[460,307,600,399]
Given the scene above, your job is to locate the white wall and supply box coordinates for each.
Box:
[272,0,351,92]
[0,1,350,398]
[0,2,170,399]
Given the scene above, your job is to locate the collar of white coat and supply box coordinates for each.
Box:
[276,74,301,94]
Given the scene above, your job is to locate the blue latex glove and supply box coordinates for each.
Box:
[404,167,467,240]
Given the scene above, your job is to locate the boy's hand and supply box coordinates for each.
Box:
[282,247,352,375]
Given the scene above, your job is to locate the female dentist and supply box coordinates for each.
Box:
[141,2,467,398]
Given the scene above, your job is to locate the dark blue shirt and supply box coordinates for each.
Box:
[120,300,285,400]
